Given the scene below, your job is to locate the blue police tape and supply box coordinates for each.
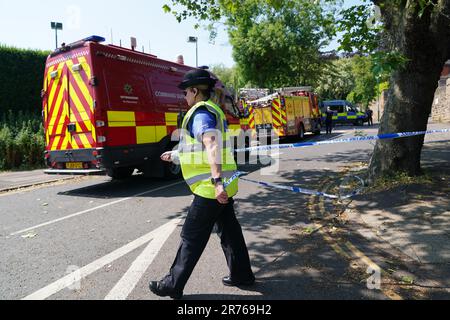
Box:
[224,171,365,200]
[235,128,450,153]
[228,128,449,199]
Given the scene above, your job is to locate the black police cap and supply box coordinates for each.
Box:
[178,69,217,90]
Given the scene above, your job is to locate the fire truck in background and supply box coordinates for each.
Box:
[238,88,270,131]
[247,87,322,140]
[41,35,249,179]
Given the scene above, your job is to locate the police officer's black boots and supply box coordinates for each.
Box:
[149,281,183,300]
[222,276,255,287]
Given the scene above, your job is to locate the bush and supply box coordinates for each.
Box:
[0,111,45,171]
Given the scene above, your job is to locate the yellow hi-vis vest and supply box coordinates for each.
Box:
[179,100,238,199]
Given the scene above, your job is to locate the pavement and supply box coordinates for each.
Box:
[0,169,78,193]
[318,134,450,298]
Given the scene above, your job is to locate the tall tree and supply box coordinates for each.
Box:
[366,1,450,178]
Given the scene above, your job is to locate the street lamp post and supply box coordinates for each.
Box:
[187,36,198,67]
[51,22,63,49]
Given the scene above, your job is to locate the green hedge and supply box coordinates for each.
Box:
[0,46,50,170]
[0,45,50,115]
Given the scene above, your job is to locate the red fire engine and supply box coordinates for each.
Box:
[42,36,249,179]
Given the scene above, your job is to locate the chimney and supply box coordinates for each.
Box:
[176,55,185,65]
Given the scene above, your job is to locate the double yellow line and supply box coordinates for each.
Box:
[307,179,403,300]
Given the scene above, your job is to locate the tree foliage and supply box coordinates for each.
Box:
[164,0,341,88]
[316,57,355,101]
[210,63,247,96]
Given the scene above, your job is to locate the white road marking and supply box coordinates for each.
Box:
[104,219,179,300]
[22,218,182,300]
[10,181,184,236]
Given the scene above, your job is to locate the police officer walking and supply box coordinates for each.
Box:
[366,107,374,126]
[325,107,334,135]
[149,69,255,300]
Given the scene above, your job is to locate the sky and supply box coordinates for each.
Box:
[0,0,366,68]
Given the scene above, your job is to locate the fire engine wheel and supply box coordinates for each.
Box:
[163,143,182,180]
[298,125,305,140]
[107,167,134,180]
[164,161,182,180]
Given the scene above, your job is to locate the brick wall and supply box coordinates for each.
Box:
[368,62,450,124]
[432,61,450,123]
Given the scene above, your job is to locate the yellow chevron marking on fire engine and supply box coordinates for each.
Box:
[272,118,282,128]
[54,124,65,136]
[78,133,92,148]
[55,101,69,136]
[44,67,54,146]
[52,99,70,150]
[47,66,60,111]
[60,136,69,151]
[280,110,287,123]
[69,88,91,126]
[44,66,55,129]
[51,136,61,151]
[78,56,92,80]
[48,75,68,132]
[76,59,96,143]
[107,111,136,127]
[66,59,93,112]
[248,107,255,129]
[72,60,94,149]
[46,65,63,150]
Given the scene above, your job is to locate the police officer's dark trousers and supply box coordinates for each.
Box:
[161,195,254,292]
[326,120,333,135]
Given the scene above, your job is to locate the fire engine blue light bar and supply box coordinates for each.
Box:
[83,36,106,43]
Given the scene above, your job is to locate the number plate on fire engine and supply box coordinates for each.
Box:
[66,162,83,169]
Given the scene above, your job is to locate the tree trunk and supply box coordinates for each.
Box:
[368,0,450,181]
